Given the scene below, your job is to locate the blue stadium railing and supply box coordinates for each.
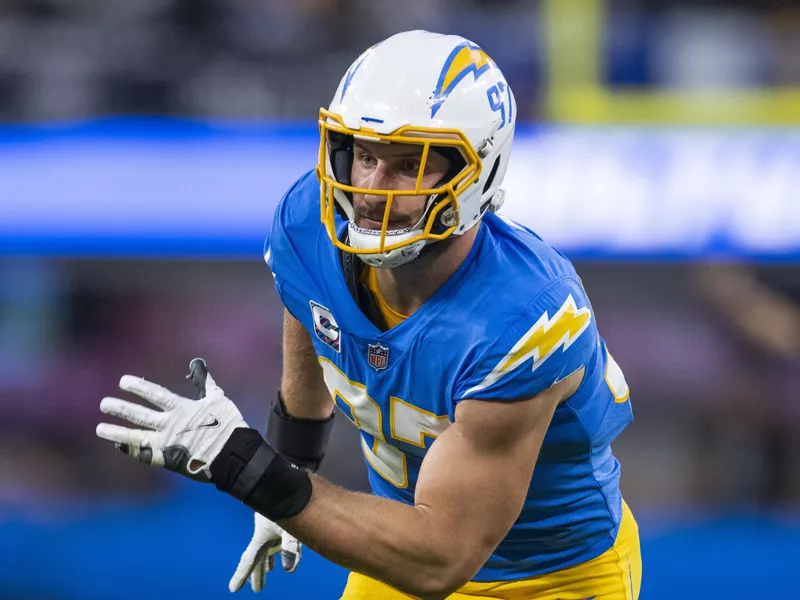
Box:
[1,118,798,261]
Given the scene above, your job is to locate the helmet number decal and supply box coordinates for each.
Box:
[487,81,510,130]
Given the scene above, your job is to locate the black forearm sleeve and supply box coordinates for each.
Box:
[266,392,335,471]
[210,428,312,521]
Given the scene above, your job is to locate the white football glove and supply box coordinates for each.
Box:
[230,512,301,593]
[96,358,248,482]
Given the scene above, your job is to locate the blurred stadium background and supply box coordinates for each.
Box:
[1,0,799,598]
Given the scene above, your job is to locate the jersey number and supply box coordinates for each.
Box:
[319,358,450,488]
[319,346,629,487]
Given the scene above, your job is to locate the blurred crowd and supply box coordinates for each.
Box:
[1,258,798,513]
[0,0,799,122]
[0,258,375,512]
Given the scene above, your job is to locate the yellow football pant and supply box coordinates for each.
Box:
[340,500,641,600]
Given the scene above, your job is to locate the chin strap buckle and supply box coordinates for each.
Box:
[489,188,506,213]
[476,137,494,158]
[440,207,459,227]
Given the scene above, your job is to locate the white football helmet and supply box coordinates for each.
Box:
[316,30,516,268]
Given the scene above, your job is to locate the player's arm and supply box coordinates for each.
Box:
[279,308,334,420]
[226,309,335,593]
[97,360,578,597]
[279,369,583,600]
[265,309,335,471]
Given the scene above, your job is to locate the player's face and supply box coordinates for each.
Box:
[350,140,451,230]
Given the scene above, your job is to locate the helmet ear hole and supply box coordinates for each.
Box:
[423,146,469,236]
[482,155,501,194]
[329,132,354,186]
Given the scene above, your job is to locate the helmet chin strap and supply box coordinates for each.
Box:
[351,236,427,269]
[350,216,476,269]
[347,198,446,269]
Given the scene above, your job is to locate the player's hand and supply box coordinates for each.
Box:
[96,358,248,482]
[230,512,301,593]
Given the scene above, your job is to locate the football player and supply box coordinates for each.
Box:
[97,30,641,599]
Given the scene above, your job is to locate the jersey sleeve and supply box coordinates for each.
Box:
[263,180,297,310]
[263,170,320,320]
[453,276,599,403]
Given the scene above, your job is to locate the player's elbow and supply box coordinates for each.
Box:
[412,573,467,600]
[412,554,483,600]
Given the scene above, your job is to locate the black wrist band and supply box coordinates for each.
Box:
[210,428,312,521]
[266,392,335,471]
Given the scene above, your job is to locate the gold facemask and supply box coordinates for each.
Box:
[316,108,482,255]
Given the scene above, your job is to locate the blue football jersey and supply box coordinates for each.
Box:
[265,170,634,582]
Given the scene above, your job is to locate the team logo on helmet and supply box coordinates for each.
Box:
[430,41,494,117]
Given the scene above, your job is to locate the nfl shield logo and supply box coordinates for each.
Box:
[367,343,389,371]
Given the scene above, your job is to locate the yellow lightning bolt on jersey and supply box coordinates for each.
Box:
[463,294,592,397]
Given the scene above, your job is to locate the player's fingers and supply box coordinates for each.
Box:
[251,536,279,591]
[229,546,259,593]
[228,568,249,593]
[119,375,183,410]
[187,358,226,398]
[281,533,301,572]
[187,358,208,398]
[96,423,145,447]
[205,371,225,396]
[97,424,163,465]
[97,424,162,465]
[229,533,273,594]
[100,397,166,430]
[117,440,162,465]
[250,556,267,593]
